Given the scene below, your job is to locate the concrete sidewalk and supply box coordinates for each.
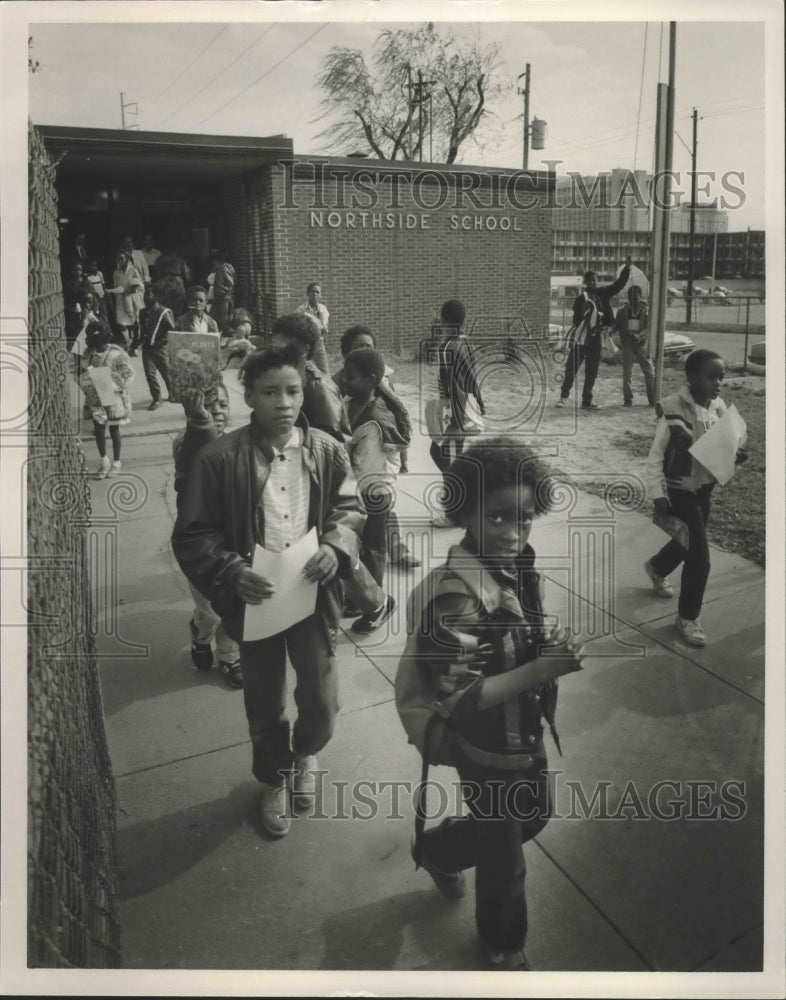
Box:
[86,357,765,975]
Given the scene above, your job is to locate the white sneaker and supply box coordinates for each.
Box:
[644,560,674,598]
[107,460,122,477]
[555,398,567,408]
[96,456,110,479]
[259,782,290,837]
[676,615,706,647]
[291,755,318,811]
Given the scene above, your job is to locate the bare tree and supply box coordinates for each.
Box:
[315,23,505,163]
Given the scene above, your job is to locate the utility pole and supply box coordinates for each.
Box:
[417,70,424,162]
[406,65,413,160]
[685,107,698,323]
[517,64,531,169]
[651,22,677,403]
[120,92,139,130]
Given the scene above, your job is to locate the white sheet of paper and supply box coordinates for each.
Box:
[242,527,319,641]
[688,404,747,485]
[88,365,119,407]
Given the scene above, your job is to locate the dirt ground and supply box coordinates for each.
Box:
[377,346,766,564]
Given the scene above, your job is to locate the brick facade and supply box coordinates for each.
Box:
[224,157,554,354]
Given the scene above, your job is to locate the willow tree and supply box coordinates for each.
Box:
[315,23,505,163]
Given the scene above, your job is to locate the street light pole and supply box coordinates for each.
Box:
[522,63,530,169]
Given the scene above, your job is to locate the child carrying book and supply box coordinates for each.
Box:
[644,349,748,646]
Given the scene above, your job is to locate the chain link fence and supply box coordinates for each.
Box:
[27,121,121,968]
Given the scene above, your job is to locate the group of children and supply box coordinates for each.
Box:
[75,269,749,969]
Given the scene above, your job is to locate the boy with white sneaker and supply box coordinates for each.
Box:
[172,344,366,837]
[644,349,748,646]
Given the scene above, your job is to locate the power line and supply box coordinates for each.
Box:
[633,22,648,170]
[194,23,329,127]
[143,25,230,112]
[158,24,277,126]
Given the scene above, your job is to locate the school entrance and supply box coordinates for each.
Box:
[40,125,292,320]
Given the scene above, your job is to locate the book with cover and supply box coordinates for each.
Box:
[652,510,690,550]
[166,331,221,403]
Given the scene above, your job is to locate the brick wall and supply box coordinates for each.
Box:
[262,157,554,355]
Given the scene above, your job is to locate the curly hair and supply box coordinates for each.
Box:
[446,437,557,523]
[271,312,320,351]
[340,324,375,357]
[240,342,304,389]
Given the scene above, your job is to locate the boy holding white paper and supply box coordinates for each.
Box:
[172,344,366,838]
[644,350,748,646]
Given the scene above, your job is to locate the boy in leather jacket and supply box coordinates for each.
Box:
[172,344,367,838]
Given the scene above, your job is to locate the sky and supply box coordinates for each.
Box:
[24,12,769,230]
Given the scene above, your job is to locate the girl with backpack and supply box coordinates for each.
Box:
[396,437,586,970]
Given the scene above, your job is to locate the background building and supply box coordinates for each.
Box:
[550,167,761,280]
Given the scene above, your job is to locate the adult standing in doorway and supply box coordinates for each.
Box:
[108,250,145,349]
[156,247,192,317]
[297,281,330,374]
[120,236,151,287]
[556,264,630,411]
[140,234,162,276]
[210,249,236,338]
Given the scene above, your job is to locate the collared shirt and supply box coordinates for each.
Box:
[256,427,311,552]
[297,301,329,335]
[190,314,209,334]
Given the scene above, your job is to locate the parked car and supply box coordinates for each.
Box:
[748,342,765,366]
[609,330,695,359]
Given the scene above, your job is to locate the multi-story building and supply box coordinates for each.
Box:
[550,168,760,280]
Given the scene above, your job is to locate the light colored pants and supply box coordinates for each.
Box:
[621,336,656,405]
[189,581,239,661]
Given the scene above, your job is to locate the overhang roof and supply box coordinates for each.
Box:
[37,125,293,181]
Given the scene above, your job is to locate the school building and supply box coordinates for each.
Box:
[39,125,556,353]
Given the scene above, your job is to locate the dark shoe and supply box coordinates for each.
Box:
[350,595,395,634]
[148,399,163,410]
[218,659,243,689]
[479,938,532,970]
[189,621,213,671]
[623,399,633,407]
[412,835,466,899]
[128,350,138,357]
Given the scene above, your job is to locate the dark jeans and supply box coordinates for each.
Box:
[142,343,172,401]
[649,485,714,620]
[239,613,339,786]
[359,483,394,587]
[93,421,121,461]
[429,437,465,513]
[420,745,551,953]
[560,334,602,405]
